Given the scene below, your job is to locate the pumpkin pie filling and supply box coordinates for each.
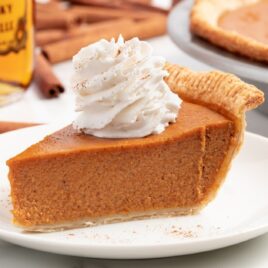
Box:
[218,1,268,45]
[7,102,235,230]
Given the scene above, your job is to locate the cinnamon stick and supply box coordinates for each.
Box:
[68,5,158,23]
[36,2,63,13]
[36,11,76,30]
[37,20,124,46]
[42,16,166,64]
[35,54,65,98]
[69,0,123,8]
[0,121,40,134]
[42,19,135,63]
[36,29,66,46]
[127,0,152,4]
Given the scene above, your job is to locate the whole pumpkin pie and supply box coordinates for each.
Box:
[190,0,268,63]
[7,38,264,232]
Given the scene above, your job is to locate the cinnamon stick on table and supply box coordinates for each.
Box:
[36,5,158,34]
[36,11,76,30]
[35,54,65,98]
[68,5,159,23]
[36,29,67,46]
[42,19,135,63]
[42,16,167,64]
[0,121,40,134]
[69,0,125,8]
[37,20,130,46]
[36,2,63,13]
[127,0,152,4]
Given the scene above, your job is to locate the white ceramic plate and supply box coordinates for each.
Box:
[0,124,268,259]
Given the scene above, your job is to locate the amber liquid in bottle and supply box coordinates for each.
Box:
[0,0,34,106]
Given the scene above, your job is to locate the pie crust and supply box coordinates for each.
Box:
[165,63,264,210]
[190,0,268,62]
[25,207,200,232]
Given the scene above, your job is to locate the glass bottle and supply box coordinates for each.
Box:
[0,0,34,106]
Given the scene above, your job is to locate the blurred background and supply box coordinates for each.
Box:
[0,0,174,127]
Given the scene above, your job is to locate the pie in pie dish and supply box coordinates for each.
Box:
[190,0,268,63]
[6,63,264,232]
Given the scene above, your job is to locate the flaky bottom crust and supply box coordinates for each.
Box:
[190,0,268,63]
[22,206,201,233]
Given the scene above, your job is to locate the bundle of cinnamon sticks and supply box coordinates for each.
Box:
[35,0,171,98]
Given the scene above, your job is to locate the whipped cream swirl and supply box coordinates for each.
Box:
[72,36,181,138]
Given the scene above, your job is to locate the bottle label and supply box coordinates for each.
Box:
[0,0,27,55]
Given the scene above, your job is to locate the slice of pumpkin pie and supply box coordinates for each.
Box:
[7,37,264,232]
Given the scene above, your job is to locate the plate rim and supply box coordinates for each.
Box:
[0,221,267,259]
